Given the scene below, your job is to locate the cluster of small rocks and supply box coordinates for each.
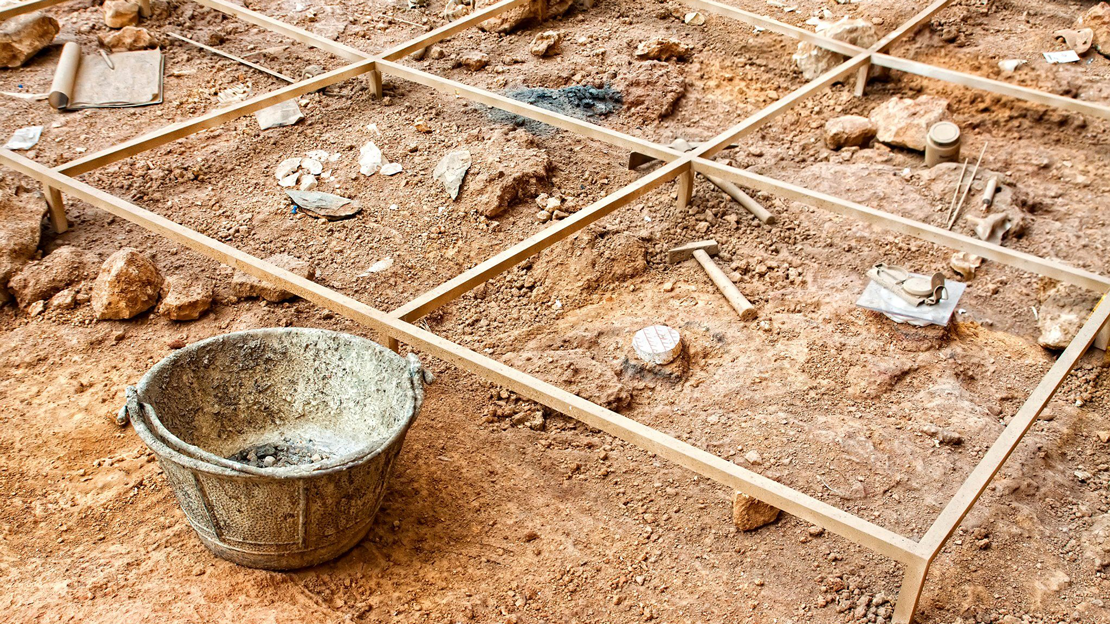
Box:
[100,0,166,50]
[534,193,571,222]
[816,579,895,624]
[2,191,315,322]
[484,387,547,431]
[5,245,214,322]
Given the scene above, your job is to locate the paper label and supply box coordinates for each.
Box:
[1042,50,1081,64]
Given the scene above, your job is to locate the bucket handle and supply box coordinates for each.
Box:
[406,353,433,418]
[117,385,142,426]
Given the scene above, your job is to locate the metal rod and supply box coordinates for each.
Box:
[948,142,987,230]
[167,32,295,83]
[945,158,969,226]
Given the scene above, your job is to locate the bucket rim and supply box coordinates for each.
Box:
[131,327,422,479]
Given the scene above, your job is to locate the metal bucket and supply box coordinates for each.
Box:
[124,328,428,570]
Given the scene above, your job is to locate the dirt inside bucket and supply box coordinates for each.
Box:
[226,436,333,468]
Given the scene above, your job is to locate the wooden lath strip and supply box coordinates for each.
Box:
[693,158,1110,293]
[680,0,1110,120]
[0,0,69,20]
[392,160,689,322]
[919,297,1110,557]
[873,0,951,50]
[57,59,378,177]
[679,0,860,55]
[871,52,1110,119]
[375,59,684,162]
[190,0,370,61]
[0,146,924,568]
[379,0,528,61]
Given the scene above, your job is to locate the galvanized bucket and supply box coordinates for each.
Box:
[124,328,428,570]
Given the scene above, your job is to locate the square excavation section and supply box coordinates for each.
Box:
[1,0,1108,621]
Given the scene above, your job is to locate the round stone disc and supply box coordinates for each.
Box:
[633,325,683,365]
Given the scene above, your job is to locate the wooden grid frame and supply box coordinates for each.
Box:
[2,0,1109,620]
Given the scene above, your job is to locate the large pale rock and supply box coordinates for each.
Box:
[869,95,949,151]
[470,130,553,218]
[529,30,561,57]
[0,182,46,304]
[793,18,877,80]
[824,115,877,149]
[157,275,212,321]
[104,0,141,29]
[478,0,572,33]
[732,492,780,531]
[8,246,95,307]
[232,254,315,302]
[616,60,686,122]
[1037,284,1101,350]
[457,51,489,71]
[91,248,163,320]
[1083,514,1110,570]
[633,37,693,62]
[1078,2,1110,58]
[99,26,157,51]
[0,12,59,68]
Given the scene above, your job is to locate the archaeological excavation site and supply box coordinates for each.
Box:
[3,0,1110,620]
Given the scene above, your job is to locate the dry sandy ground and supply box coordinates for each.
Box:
[1,0,1109,622]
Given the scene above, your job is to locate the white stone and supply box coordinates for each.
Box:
[381,162,403,176]
[278,172,300,187]
[359,142,382,176]
[275,157,301,180]
[360,257,394,275]
[3,126,42,150]
[255,100,303,129]
[302,158,323,175]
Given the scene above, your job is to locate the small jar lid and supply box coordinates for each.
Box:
[928,121,961,147]
[903,276,936,297]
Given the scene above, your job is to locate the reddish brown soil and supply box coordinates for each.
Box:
[2,0,1109,623]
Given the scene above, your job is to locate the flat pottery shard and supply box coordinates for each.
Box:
[255,99,304,129]
[433,149,471,199]
[286,190,361,221]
